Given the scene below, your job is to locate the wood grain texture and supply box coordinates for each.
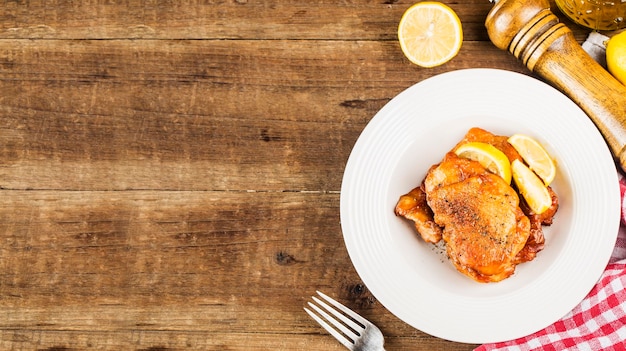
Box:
[0,0,582,349]
[0,0,590,41]
[0,0,495,40]
[0,39,525,192]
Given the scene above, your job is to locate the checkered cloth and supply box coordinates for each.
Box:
[476,174,626,351]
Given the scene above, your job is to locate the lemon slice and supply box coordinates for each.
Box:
[397,2,463,68]
[607,30,626,85]
[511,159,552,214]
[455,142,512,184]
[507,134,556,185]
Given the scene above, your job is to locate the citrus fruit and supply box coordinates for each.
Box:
[507,134,556,185]
[455,142,512,184]
[397,2,463,68]
[511,159,552,214]
[606,30,626,85]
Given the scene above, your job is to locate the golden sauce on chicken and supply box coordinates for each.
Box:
[395,128,558,283]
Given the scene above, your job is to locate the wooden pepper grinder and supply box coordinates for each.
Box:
[486,0,626,172]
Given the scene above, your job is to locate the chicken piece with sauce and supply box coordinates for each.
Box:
[395,128,558,283]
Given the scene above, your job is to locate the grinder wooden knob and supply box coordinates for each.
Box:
[486,0,626,173]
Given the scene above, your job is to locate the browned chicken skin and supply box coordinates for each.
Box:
[394,187,442,243]
[425,153,531,282]
[395,128,558,283]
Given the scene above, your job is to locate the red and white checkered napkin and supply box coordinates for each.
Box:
[476,174,626,351]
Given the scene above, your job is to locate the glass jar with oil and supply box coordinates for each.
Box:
[556,0,626,30]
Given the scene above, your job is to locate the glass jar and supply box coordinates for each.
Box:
[555,0,626,30]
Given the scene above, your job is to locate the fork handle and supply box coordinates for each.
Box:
[486,0,626,173]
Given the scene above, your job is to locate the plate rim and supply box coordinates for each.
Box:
[340,68,620,344]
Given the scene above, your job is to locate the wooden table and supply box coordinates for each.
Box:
[0,1,594,350]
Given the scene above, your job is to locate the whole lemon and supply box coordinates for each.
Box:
[606,30,626,85]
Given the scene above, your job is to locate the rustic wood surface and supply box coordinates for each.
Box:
[0,1,596,350]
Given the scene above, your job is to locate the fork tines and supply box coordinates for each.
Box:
[304,290,369,349]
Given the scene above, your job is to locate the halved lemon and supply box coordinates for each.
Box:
[607,30,626,86]
[455,142,512,184]
[511,159,552,214]
[507,134,556,185]
[397,2,463,68]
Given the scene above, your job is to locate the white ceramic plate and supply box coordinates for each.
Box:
[340,69,620,344]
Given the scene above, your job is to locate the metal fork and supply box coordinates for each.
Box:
[304,291,386,351]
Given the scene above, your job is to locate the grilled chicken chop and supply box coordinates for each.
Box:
[395,128,557,283]
[425,152,530,282]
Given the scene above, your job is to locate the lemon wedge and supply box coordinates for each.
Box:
[455,142,512,184]
[511,159,552,214]
[397,2,463,68]
[507,134,556,185]
[607,30,626,85]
